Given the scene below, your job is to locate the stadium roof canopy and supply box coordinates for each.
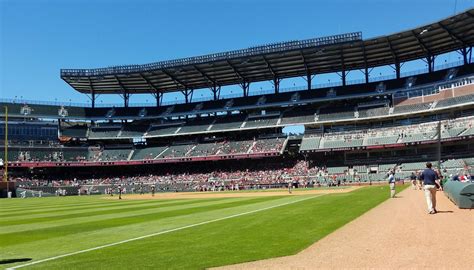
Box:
[61,8,474,99]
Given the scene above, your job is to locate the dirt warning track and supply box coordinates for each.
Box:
[110,186,360,200]
[216,187,474,269]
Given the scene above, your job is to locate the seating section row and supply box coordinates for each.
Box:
[300,116,474,151]
[5,137,286,163]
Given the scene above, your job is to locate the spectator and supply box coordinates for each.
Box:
[419,162,441,214]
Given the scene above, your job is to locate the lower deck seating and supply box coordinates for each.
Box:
[131,146,168,160]
[441,159,465,168]
[358,107,389,118]
[280,113,315,125]
[98,149,132,161]
[159,144,194,158]
[366,136,399,145]
[378,164,397,172]
[393,102,432,114]
[146,125,180,137]
[178,119,214,134]
[88,127,121,139]
[300,137,321,151]
[61,126,88,138]
[210,115,246,131]
[399,161,434,171]
[435,93,474,108]
[219,140,253,154]
[322,138,363,148]
[251,137,285,153]
[318,111,354,122]
[401,132,436,143]
[188,142,222,156]
[62,149,89,161]
[326,166,347,174]
[244,116,280,128]
[120,125,149,138]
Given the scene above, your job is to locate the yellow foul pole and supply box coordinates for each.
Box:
[4,106,7,182]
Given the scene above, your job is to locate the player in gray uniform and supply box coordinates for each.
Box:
[388,171,396,198]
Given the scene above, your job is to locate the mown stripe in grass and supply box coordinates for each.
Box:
[0,196,283,248]
[1,198,250,235]
[0,195,175,212]
[0,198,192,218]
[0,199,118,212]
[0,198,229,226]
[0,197,224,222]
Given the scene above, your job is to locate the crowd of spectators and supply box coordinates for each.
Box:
[11,157,474,195]
[13,160,325,193]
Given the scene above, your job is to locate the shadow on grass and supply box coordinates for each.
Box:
[0,258,32,265]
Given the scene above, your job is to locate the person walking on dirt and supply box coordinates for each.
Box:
[388,171,396,198]
[420,162,441,214]
[410,172,417,190]
[416,170,423,190]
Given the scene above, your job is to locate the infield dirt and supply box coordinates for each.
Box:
[111,186,361,200]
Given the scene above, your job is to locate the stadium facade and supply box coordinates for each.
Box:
[1,9,474,195]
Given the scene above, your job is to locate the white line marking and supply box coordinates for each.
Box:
[8,195,320,269]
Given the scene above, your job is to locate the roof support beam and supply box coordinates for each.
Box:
[460,46,472,65]
[262,56,277,78]
[438,22,468,46]
[181,89,193,104]
[341,71,346,86]
[241,82,250,97]
[339,46,347,86]
[360,43,370,84]
[155,92,163,107]
[139,73,160,94]
[139,73,163,106]
[426,55,435,73]
[360,67,374,84]
[395,62,401,79]
[88,77,96,108]
[161,69,189,90]
[300,50,316,90]
[272,78,280,94]
[300,50,310,75]
[411,30,432,56]
[306,73,312,91]
[194,65,216,86]
[210,83,221,101]
[385,37,401,78]
[114,76,130,107]
[263,56,280,94]
[470,46,473,64]
[226,60,246,81]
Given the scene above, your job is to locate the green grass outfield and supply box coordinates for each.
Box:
[0,185,406,269]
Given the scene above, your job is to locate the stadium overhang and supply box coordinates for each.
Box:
[61,8,474,103]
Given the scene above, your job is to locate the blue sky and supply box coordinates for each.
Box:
[1,0,473,106]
